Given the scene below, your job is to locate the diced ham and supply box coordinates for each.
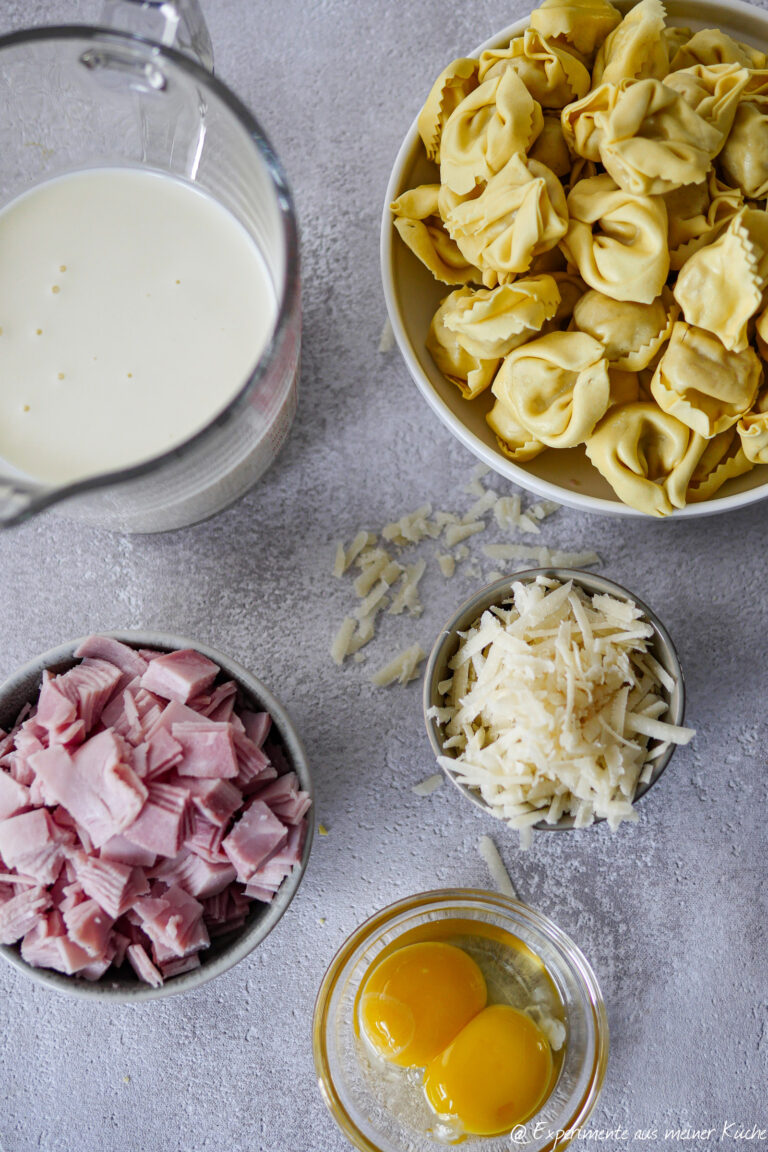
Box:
[271,793,312,826]
[0,769,30,820]
[172,721,239,779]
[222,800,287,882]
[74,635,148,678]
[0,809,71,885]
[233,730,275,792]
[242,884,277,903]
[143,728,183,780]
[72,853,149,919]
[182,778,242,826]
[63,898,113,957]
[133,883,209,958]
[123,782,191,857]
[159,952,201,978]
[56,658,123,734]
[99,834,156,869]
[151,850,236,899]
[126,942,163,988]
[0,885,51,944]
[30,732,147,848]
[184,813,228,864]
[241,710,272,749]
[271,819,308,868]
[35,673,77,742]
[140,650,219,705]
[254,772,299,807]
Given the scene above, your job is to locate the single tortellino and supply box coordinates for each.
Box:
[529,0,621,62]
[440,274,561,358]
[486,397,547,461]
[673,209,768,352]
[561,80,628,162]
[417,59,479,163]
[664,170,743,269]
[427,290,501,399]
[650,321,762,437]
[477,28,591,108]
[664,63,749,144]
[719,101,768,200]
[529,113,572,178]
[573,288,676,370]
[669,28,766,72]
[560,173,669,304]
[598,77,725,195]
[445,154,569,283]
[440,69,544,196]
[687,427,754,501]
[736,407,768,465]
[592,0,669,86]
[391,185,480,285]
[491,330,610,448]
[585,402,704,516]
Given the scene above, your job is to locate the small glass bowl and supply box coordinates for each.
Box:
[313,889,608,1152]
[423,568,686,832]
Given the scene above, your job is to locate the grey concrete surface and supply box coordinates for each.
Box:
[0,2,767,1151]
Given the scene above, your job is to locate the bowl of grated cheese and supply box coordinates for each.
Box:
[424,570,694,846]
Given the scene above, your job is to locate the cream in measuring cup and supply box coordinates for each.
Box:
[0,166,277,485]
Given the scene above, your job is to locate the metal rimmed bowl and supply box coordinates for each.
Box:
[0,631,313,1001]
[381,0,768,517]
[313,888,609,1152]
[423,568,685,832]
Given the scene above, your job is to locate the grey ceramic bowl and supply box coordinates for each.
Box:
[423,569,686,832]
[0,631,313,1001]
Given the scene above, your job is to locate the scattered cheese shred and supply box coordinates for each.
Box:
[445,521,485,548]
[330,617,357,666]
[371,644,426,687]
[411,773,444,796]
[463,489,497,524]
[436,576,693,844]
[378,317,395,353]
[478,835,518,899]
[383,505,437,546]
[389,559,426,616]
[437,553,455,578]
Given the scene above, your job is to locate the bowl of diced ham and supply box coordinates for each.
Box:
[0,633,313,999]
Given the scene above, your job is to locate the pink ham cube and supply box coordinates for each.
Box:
[140,650,219,705]
[222,800,287,882]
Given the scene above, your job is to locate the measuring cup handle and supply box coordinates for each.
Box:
[100,0,214,71]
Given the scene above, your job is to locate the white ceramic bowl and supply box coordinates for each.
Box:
[0,631,313,1001]
[381,0,768,517]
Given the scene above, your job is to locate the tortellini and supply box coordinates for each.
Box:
[486,398,548,461]
[390,185,480,285]
[393,0,768,514]
[426,290,501,399]
[719,101,768,200]
[477,28,591,107]
[440,70,544,196]
[598,78,727,195]
[439,275,561,358]
[491,331,610,448]
[529,0,621,62]
[650,321,762,437]
[560,174,669,303]
[673,209,768,352]
[687,428,754,502]
[592,0,669,86]
[663,171,743,270]
[445,154,569,283]
[572,288,676,369]
[669,28,766,72]
[586,402,704,516]
[417,59,479,162]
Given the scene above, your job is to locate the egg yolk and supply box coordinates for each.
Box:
[424,1003,553,1136]
[359,942,487,1067]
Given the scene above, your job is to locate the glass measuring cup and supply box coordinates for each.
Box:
[0,0,300,533]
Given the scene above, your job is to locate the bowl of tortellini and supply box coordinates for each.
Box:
[382,0,768,517]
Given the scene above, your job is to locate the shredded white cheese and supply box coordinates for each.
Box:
[437,553,456,578]
[478,835,518,898]
[445,521,485,548]
[330,617,357,666]
[388,559,426,616]
[411,773,444,796]
[435,576,692,844]
[371,644,426,687]
[378,317,395,353]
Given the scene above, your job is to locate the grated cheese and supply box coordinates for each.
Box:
[435,576,693,844]
[463,489,497,524]
[445,520,485,548]
[389,559,426,616]
[371,644,426,687]
[378,317,395,353]
[437,553,456,578]
[331,617,357,665]
[411,773,444,796]
[494,494,522,532]
[382,504,438,546]
[478,835,518,899]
